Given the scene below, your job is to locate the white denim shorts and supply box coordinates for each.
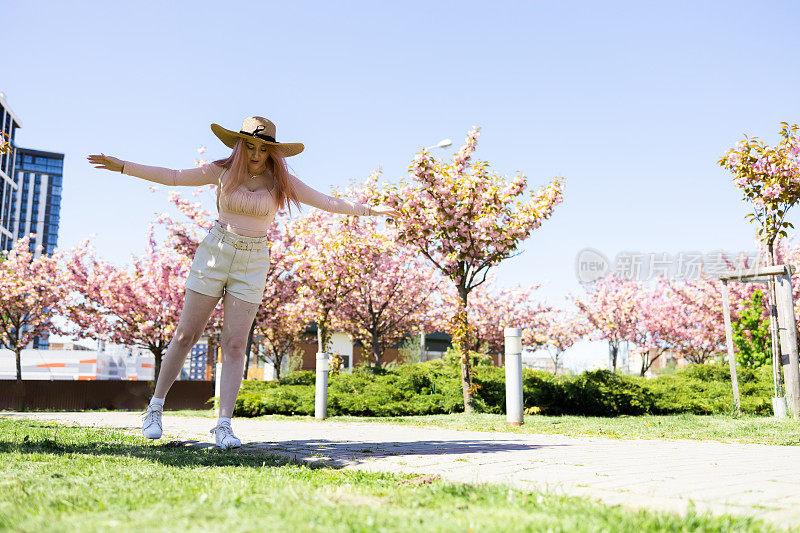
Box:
[185,221,271,305]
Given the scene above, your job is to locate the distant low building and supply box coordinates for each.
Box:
[48,341,94,351]
[521,350,566,374]
[0,349,154,380]
[622,344,688,377]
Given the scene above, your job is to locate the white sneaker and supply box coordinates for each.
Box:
[210,421,241,449]
[142,405,163,439]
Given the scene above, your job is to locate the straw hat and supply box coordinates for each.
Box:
[210,116,304,157]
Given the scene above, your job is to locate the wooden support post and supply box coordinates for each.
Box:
[775,266,800,419]
[720,280,742,417]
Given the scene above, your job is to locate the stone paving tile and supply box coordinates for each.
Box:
[5,411,800,530]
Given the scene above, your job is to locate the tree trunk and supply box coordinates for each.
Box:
[244,319,256,379]
[15,347,22,382]
[372,330,381,369]
[454,289,475,413]
[317,312,331,355]
[551,350,560,375]
[273,349,282,380]
[150,347,164,396]
[766,240,786,396]
[639,348,663,377]
[609,341,619,372]
[206,335,218,381]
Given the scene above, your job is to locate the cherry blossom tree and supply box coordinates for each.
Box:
[629,280,690,376]
[66,229,193,382]
[328,202,446,368]
[719,123,800,266]
[720,123,800,391]
[0,238,71,381]
[571,273,642,372]
[251,219,314,379]
[285,208,363,356]
[529,308,590,375]
[443,272,551,357]
[666,252,761,364]
[254,299,312,379]
[370,128,564,412]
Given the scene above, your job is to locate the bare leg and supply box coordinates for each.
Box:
[218,292,260,418]
[153,289,221,399]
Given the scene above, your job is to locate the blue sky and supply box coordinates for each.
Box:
[4,1,800,369]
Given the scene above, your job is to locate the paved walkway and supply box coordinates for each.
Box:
[6,411,800,530]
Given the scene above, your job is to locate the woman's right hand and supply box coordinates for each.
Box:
[87,153,124,172]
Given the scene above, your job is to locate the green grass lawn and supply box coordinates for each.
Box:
[163,411,800,446]
[0,418,783,532]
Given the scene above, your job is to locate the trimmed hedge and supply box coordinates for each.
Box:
[645,363,773,416]
[234,359,775,418]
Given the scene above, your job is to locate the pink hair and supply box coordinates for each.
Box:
[213,139,302,215]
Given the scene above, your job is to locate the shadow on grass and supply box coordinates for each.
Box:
[2,418,569,469]
[0,419,317,470]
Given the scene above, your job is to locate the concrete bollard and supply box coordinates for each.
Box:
[315,352,329,420]
[214,360,222,417]
[504,327,524,426]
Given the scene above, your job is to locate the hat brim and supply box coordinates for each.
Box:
[210,123,304,157]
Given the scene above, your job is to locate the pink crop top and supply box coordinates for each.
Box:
[121,161,375,236]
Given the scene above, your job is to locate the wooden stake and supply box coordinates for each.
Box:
[720,280,742,417]
[775,266,800,419]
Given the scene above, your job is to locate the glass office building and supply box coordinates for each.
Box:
[0,92,64,350]
[9,147,63,256]
[0,92,22,247]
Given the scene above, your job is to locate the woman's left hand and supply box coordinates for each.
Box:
[370,204,402,218]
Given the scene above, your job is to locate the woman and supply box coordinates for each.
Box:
[88,116,400,449]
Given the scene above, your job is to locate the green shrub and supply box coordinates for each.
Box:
[560,370,654,416]
[233,359,775,418]
[642,364,773,415]
[235,385,315,416]
[731,289,772,368]
[278,370,315,386]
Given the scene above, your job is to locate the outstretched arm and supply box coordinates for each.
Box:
[87,154,221,187]
[288,173,401,217]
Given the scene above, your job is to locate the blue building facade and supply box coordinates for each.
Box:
[10,147,63,256]
[0,92,22,248]
[0,92,64,350]
[180,339,209,381]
